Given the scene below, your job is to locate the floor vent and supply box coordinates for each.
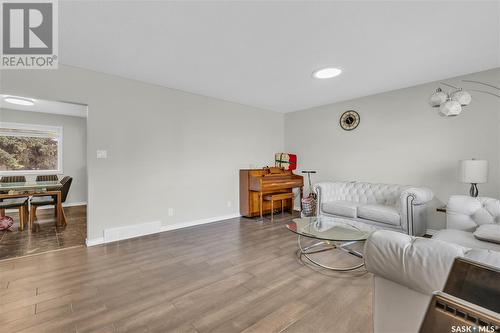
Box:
[103,221,161,243]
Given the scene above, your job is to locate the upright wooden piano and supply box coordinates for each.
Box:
[240,167,304,217]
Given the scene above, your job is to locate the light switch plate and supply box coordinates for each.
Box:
[96,150,107,159]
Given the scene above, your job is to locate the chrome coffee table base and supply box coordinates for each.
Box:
[297,235,365,271]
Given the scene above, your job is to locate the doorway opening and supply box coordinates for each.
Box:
[0,94,88,260]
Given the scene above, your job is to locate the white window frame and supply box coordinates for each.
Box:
[0,122,63,176]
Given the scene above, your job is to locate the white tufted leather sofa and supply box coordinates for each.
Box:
[432,195,500,251]
[364,230,500,333]
[314,181,433,236]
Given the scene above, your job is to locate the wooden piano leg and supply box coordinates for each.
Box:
[271,200,274,222]
[259,192,263,219]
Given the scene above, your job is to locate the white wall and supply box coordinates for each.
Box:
[2,65,497,237]
[0,108,87,204]
[0,65,284,241]
[285,68,500,230]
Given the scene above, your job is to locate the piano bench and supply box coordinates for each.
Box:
[262,192,294,222]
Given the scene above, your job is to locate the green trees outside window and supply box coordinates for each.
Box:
[0,136,58,172]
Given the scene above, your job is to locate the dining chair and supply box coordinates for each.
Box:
[30,176,73,229]
[36,175,59,181]
[0,176,29,230]
[1,176,27,183]
[36,175,59,214]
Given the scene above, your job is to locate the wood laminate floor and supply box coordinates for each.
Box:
[0,206,87,261]
[0,212,373,333]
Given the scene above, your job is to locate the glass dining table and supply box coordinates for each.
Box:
[0,180,67,230]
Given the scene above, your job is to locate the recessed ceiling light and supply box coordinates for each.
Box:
[3,96,35,106]
[313,67,342,79]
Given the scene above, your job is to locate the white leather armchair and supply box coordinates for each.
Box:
[364,230,500,333]
[314,181,433,236]
[432,195,500,251]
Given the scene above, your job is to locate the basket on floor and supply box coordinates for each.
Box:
[301,195,317,217]
[0,216,14,231]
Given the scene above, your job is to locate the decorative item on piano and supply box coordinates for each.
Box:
[275,153,297,171]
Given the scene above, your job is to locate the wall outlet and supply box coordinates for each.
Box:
[96,150,107,159]
[168,208,174,216]
[227,201,232,208]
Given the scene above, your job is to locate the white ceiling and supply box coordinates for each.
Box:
[59,1,500,113]
[0,94,88,118]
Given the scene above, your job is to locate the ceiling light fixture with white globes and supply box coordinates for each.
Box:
[430,80,500,117]
[3,96,35,106]
[313,67,342,79]
[429,83,472,117]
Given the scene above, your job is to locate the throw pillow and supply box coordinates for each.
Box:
[473,224,500,244]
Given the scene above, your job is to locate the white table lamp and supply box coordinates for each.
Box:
[459,159,488,197]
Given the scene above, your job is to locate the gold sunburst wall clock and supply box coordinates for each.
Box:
[339,110,360,131]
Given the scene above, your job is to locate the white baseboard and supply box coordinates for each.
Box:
[104,220,162,243]
[85,237,104,246]
[160,213,240,232]
[85,213,241,247]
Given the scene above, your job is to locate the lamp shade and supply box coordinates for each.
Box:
[459,159,488,184]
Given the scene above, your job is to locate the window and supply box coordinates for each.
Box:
[0,122,63,175]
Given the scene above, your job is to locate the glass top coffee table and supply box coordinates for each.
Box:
[286,216,378,271]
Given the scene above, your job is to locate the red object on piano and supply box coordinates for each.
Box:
[275,153,297,170]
